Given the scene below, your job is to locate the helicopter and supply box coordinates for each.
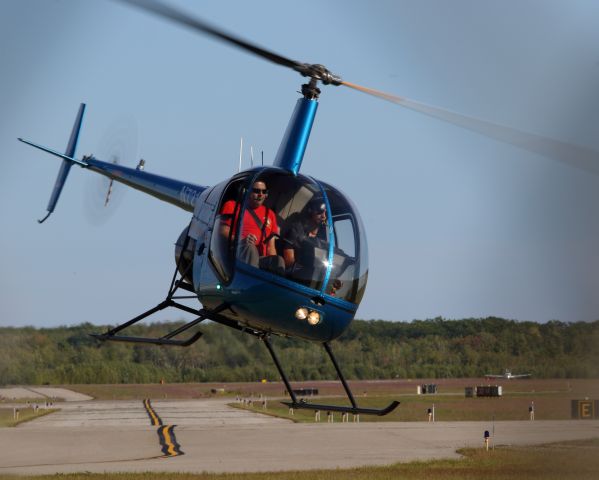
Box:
[17,0,599,415]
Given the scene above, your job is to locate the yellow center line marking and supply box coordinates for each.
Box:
[143,398,162,426]
[163,425,178,456]
[143,400,184,456]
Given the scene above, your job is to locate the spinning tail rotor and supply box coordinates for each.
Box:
[85,116,139,224]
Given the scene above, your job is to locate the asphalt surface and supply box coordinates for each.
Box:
[1,396,598,474]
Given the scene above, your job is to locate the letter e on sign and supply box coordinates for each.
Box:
[579,401,593,419]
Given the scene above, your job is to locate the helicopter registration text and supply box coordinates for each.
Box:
[180,185,202,208]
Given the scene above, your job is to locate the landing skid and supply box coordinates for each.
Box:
[262,336,400,417]
[281,399,400,417]
[90,250,220,346]
[92,228,242,345]
[92,235,399,417]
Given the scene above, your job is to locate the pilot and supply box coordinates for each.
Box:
[220,180,284,274]
[282,197,328,273]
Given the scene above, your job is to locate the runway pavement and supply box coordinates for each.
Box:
[1,396,598,475]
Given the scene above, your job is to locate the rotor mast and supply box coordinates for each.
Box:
[273,65,341,175]
[272,82,319,175]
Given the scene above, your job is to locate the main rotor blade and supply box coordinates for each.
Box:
[342,81,599,175]
[120,0,303,72]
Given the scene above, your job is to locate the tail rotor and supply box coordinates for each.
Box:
[84,115,139,224]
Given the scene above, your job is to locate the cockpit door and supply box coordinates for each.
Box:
[208,176,250,284]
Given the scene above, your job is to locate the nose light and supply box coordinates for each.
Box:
[307,310,321,325]
[295,307,322,325]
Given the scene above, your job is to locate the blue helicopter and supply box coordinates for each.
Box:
[18,0,598,416]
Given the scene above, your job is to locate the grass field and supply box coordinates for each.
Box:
[3,378,594,425]
[224,378,597,422]
[0,438,596,480]
[230,393,577,422]
[56,378,598,423]
[66,378,599,401]
[0,407,57,427]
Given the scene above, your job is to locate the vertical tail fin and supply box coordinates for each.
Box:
[38,103,86,223]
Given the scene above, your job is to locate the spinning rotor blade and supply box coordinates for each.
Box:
[121,0,300,71]
[341,80,599,175]
[122,1,598,174]
[119,0,341,84]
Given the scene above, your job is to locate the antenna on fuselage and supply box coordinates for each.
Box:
[238,137,243,172]
[250,145,254,167]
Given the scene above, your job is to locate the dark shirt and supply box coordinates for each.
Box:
[283,218,327,268]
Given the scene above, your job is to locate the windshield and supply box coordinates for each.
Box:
[211,169,368,304]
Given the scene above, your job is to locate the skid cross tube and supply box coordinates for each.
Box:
[91,299,206,347]
[99,300,171,337]
[91,302,230,347]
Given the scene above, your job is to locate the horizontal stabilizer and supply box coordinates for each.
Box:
[18,138,88,167]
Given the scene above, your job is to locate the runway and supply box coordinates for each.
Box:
[1,397,598,474]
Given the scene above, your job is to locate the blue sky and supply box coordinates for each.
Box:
[2,0,599,328]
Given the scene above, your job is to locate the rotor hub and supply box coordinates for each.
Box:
[294,63,342,86]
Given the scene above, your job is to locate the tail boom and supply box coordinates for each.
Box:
[19,103,207,215]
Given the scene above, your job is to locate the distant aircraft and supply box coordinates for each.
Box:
[485,369,531,380]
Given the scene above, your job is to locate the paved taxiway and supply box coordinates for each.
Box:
[1,397,598,474]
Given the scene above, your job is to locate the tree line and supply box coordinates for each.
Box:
[1,317,597,385]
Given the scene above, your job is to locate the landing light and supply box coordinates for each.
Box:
[295,307,308,320]
[307,310,321,325]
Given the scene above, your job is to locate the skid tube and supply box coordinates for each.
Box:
[262,336,400,417]
[91,231,398,416]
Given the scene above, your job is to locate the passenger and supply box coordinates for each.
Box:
[282,198,328,273]
[220,180,284,274]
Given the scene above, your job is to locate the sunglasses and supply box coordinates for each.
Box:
[252,188,268,194]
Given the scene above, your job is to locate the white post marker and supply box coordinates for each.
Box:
[492,415,495,450]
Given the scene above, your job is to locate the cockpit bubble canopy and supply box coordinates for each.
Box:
[210,168,368,304]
